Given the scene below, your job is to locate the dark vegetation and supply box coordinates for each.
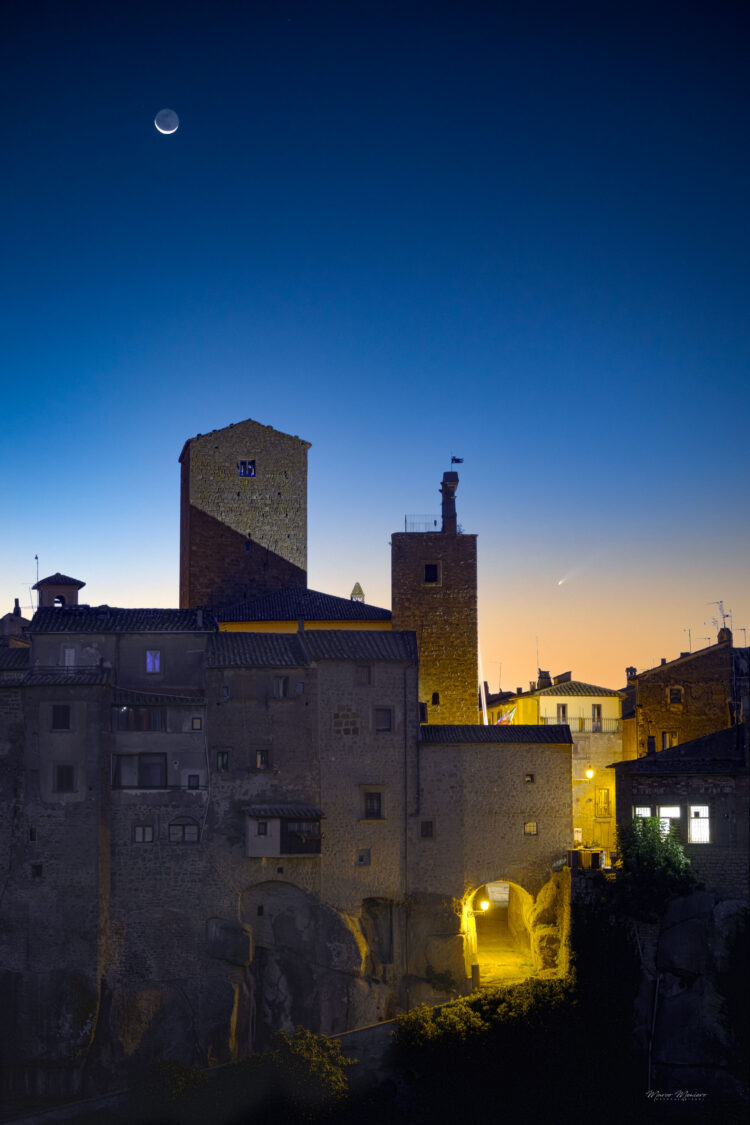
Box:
[70,828,746,1124]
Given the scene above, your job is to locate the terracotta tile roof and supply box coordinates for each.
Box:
[301,630,417,663]
[23,669,110,686]
[612,723,748,775]
[534,681,625,697]
[217,588,391,623]
[245,804,324,819]
[420,724,573,744]
[29,606,215,633]
[0,648,29,670]
[33,572,86,589]
[209,632,308,668]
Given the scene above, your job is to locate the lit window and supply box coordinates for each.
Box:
[54,764,75,793]
[374,708,392,732]
[133,825,154,843]
[634,806,652,818]
[146,650,161,674]
[52,705,71,731]
[363,791,384,819]
[658,806,681,837]
[168,819,199,843]
[238,459,256,478]
[420,820,434,838]
[524,821,538,836]
[217,751,229,772]
[255,749,269,770]
[112,753,167,788]
[688,805,710,843]
[192,716,202,731]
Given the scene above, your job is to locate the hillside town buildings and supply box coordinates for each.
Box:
[0,417,746,1105]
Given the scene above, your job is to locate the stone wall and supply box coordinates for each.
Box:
[634,642,735,755]
[179,419,310,609]
[412,737,572,897]
[391,531,477,724]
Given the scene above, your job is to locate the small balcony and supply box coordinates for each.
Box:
[541,717,621,733]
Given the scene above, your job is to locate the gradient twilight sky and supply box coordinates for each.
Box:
[2,0,748,693]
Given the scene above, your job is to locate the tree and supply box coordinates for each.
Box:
[615,816,696,917]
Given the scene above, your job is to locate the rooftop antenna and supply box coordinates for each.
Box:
[708,600,731,629]
[682,628,692,652]
[34,555,39,610]
[738,627,747,646]
[535,635,540,670]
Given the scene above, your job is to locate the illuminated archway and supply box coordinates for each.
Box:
[462,881,535,988]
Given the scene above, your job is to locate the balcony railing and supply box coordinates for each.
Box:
[404,514,442,532]
[541,717,621,733]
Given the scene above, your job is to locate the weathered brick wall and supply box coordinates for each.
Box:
[391,531,477,724]
[635,643,734,754]
[412,739,572,897]
[180,420,310,608]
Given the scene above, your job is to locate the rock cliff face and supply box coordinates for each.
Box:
[632,891,748,1099]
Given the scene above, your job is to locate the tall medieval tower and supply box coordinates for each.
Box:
[179,418,310,609]
[391,472,478,724]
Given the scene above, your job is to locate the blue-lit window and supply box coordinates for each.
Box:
[238,460,256,478]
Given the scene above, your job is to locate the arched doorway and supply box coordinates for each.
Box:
[469,881,535,988]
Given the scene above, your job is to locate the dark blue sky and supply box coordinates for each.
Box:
[2,0,748,688]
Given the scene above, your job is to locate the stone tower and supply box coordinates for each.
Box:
[179,418,311,609]
[391,472,478,724]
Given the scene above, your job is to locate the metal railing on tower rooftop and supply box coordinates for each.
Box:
[404,515,442,532]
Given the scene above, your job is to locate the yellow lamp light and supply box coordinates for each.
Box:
[585,769,594,779]
[480,900,489,912]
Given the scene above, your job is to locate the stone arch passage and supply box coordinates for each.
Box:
[463,880,536,988]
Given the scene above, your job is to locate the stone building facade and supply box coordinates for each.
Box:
[0,600,572,1102]
[612,722,749,899]
[632,631,749,756]
[179,419,310,609]
[391,472,478,724]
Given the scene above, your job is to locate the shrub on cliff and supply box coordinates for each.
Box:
[615,816,696,918]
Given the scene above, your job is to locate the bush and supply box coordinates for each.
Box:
[615,816,696,918]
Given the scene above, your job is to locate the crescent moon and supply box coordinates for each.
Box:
[154,108,179,134]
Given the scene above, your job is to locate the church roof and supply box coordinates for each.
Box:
[420,724,573,744]
[217,587,391,623]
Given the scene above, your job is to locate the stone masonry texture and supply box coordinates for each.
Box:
[180,419,310,609]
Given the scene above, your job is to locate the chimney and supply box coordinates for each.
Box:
[529,681,537,692]
[660,658,667,666]
[440,471,459,534]
[537,669,552,689]
[718,627,733,645]
[516,687,523,696]
[13,598,21,617]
